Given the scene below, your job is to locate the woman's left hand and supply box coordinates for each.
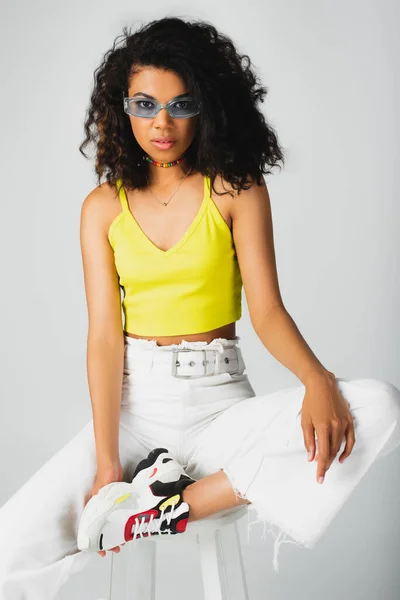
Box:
[301,371,356,484]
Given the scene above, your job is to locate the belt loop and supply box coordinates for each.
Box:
[214,347,221,374]
[236,347,246,374]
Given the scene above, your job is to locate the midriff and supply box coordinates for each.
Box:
[124,321,237,346]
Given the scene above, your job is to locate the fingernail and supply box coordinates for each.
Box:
[318,476,324,484]
[307,451,312,461]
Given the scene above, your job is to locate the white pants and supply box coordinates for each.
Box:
[1,334,400,598]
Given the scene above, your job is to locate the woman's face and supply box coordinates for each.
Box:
[126,67,199,162]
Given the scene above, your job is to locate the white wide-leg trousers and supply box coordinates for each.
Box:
[1,334,399,598]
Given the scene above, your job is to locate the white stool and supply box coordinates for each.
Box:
[106,505,249,600]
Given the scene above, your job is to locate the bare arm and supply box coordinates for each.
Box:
[231,176,333,386]
[80,185,125,471]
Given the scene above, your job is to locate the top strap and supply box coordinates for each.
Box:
[115,178,130,213]
[204,174,211,198]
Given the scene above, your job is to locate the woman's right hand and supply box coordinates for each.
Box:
[84,462,127,558]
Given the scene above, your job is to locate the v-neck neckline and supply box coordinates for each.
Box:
[123,174,209,258]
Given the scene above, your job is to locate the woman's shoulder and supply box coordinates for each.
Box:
[81,181,123,237]
[83,180,119,204]
[209,174,249,226]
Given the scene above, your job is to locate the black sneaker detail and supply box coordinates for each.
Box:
[154,496,190,535]
[132,448,169,479]
[148,448,169,461]
[99,533,104,551]
[159,519,171,533]
[150,474,195,498]
[162,457,173,463]
[158,513,188,535]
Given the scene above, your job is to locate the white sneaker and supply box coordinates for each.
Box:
[77,448,195,552]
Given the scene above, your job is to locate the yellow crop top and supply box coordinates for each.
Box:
[108,174,243,336]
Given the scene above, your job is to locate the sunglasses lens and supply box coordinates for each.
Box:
[169,99,199,118]
[125,98,199,118]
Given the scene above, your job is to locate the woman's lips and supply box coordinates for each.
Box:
[151,140,176,150]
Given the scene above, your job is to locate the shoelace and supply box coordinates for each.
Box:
[132,500,178,538]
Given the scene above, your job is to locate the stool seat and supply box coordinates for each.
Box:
[106,505,250,600]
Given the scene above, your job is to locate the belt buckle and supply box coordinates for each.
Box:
[171,348,220,378]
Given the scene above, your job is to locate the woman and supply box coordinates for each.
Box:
[1,16,399,598]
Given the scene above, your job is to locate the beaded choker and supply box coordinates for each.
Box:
[144,155,185,168]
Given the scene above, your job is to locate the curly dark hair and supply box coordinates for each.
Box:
[79,16,285,196]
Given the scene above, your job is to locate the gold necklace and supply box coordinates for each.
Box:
[145,167,193,207]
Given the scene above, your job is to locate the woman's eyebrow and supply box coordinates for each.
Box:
[131,92,190,100]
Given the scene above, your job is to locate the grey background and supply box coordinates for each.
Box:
[0,0,399,598]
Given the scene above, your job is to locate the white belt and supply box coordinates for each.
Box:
[125,345,246,378]
[171,346,246,378]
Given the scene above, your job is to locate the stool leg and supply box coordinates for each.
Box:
[197,523,250,600]
[232,521,250,600]
[197,529,226,600]
[109,540,156,600]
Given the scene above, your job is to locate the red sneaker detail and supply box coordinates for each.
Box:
[176,518,188,533]
[149,467,158,478]
[124,509,159,541]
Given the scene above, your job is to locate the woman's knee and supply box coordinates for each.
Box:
[360,378,400,421]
